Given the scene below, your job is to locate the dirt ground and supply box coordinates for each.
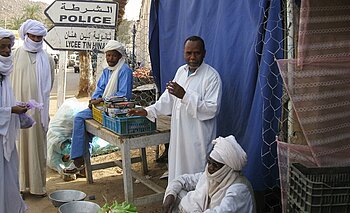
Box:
[24,149,168,213]
[23,97,168,213]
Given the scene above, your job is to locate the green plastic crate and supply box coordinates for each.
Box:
[288,163,350,213]
[102,113,156,136]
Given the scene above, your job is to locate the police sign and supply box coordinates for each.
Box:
[44,0,118,28]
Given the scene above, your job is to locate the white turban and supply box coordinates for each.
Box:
[0,28,15,74]
[19,19,47,40]
[0,27,15,47]
[210,135,247,171]
[103,40,126,56]
[102,40,127,98]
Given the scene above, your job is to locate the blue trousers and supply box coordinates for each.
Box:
[70,108,93,160]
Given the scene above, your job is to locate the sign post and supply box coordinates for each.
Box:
[57,51,67,108]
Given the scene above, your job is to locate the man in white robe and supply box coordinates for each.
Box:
[11,19,55,196]
[162,135,256,213]
[0,27,28,213]
[128,36,222,182]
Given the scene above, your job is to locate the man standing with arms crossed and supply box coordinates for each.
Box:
[129,36,222,182]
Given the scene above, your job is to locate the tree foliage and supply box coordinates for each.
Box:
[0,4,45,30]
[22,4,42,21]
[117,19,133,45]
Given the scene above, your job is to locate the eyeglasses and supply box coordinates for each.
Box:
[207,156,224,169]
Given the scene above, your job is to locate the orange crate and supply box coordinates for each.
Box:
[92,103,104,124]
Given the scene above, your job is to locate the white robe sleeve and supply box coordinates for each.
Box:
[181,73,221,121]
[0,107,12,136]
[164,172,202,199]
[202,183,255,213]
[145,90,174,122]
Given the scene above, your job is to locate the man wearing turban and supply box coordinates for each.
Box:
[162,135,256,213]
[0,27,28,213]
[63,40,133,174]
[10,19,55,196]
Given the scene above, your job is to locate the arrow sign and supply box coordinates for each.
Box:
[45,0,118,28]
[44,26,115,51]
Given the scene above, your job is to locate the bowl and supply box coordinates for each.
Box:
[58,201,101,213]
[48,190,86,207]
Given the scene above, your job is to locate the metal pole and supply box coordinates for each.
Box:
[286,0,295,144]
[132,23,136,70]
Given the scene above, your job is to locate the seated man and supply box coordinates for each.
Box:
[63,40,133,174]
[162,135,256,213]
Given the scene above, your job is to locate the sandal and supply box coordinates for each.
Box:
[63,162,85,175]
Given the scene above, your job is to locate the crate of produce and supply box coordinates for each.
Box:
[92,103,104,124]
[288,163,350,213]
[102,113,156,136]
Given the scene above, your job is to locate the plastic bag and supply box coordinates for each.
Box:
[47,98,88,173]
[17,99,43,129]
[47,98,118,174]
[18,113,36,129]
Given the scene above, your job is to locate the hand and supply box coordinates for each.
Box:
[166,81,185,99]
[88,98,103,109]
[11,105,28,114]
[127,108,147,117]
[162,195,175,213]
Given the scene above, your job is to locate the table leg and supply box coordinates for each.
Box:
[121,141,133,202]
[84,132,93,183]
[140,148,148,175]
[155,145,159,159]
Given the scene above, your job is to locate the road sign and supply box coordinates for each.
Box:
[44,26,115,51]
[45,0,118,28]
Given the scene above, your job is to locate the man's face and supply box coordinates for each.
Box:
[27,33,43,42]
[105,50,122,67]
[0,38,12,57]
[184,40,206,71]
[207,156,225,174]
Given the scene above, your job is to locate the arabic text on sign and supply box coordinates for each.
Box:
[60,3,112,14]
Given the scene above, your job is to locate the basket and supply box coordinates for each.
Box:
[92,103,104,124]
[102,113,156,136]
[288,163,350,213]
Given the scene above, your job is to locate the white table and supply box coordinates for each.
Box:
[83,116,170,205]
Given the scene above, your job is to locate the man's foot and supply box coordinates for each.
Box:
[63,162,85,175]
[31,193,47,198]
[155,151,168,163]
[20,191,25,200]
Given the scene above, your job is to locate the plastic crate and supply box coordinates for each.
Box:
[288,163,350,213]
[102,113,156,136]
[92,103,104,124]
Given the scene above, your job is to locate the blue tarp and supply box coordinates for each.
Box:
[149,0,283,191]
